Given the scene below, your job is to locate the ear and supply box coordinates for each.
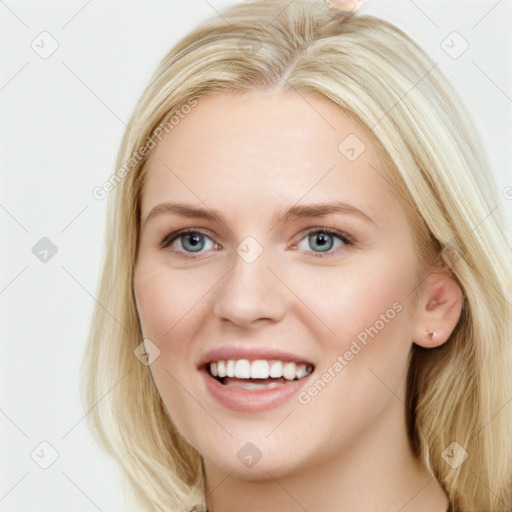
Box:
[412,267,463,348]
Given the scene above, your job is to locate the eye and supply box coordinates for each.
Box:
[160,227,354,259]
[295,228,354,256]
[160,229,219,256]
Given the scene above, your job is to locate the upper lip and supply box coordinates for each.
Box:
[197,346,315,370]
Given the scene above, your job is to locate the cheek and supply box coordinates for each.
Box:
[291,265,415,444]
[134,260,210,339]
[293,253,415,342]
[133,261,209,437]
[297,252,417,401]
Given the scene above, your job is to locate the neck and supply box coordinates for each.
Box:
[203,388,448,512]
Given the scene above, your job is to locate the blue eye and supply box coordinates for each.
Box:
[307,232,334,252]
[160,230,217,255]
[297,228,353,255]
[180,232,207,252]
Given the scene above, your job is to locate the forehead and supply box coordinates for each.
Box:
[140,90,398,223]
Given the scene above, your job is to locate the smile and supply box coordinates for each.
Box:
[209,359,313,388]
[199,350,315,412]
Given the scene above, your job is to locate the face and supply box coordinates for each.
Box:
[133,90,425,480]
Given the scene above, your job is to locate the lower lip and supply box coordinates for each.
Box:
[202,370,313,413]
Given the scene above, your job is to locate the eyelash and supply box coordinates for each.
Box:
[159,227,355,259]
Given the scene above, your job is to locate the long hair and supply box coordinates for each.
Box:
[80,1,512,510]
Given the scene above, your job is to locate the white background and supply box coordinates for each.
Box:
[1,0,511,510]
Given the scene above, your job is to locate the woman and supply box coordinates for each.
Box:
[81,1,512,510]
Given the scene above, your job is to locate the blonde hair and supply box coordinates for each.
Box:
[81,1,512,510]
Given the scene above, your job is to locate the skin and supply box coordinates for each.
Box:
[133,90,462,512]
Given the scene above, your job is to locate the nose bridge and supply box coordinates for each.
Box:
[213,239,287,326]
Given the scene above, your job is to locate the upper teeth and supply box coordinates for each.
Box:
[209,360,312,380]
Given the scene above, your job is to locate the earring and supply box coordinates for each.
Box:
[324,0,362,17]
[427,331,438,340]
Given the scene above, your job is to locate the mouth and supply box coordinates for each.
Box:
[204,359,315,390]
[198,347,315,412]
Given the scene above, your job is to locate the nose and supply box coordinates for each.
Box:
[212,249,287,328]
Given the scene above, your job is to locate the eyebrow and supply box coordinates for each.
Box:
[141,201,376,229]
